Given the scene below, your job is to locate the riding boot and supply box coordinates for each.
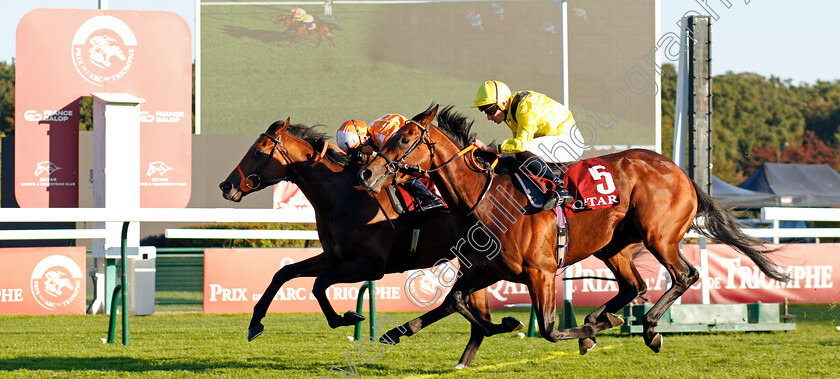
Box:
[403,178,445,211]
[516,152,574,210]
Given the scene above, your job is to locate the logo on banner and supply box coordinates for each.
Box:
[30,255,83,310]
[71,16,137,85]
[140,111,185,123]
[34,161,61,176]
[147,161,173,176]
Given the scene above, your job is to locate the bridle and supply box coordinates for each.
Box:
[367,120,499,215]
[236,132,290,193]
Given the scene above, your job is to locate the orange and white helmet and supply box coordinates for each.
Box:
[336,120,369,152]
[369,114,407,149]
[290,7,307,17]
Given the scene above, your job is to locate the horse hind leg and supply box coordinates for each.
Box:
[448,272,522,338]
[579,244,647,354]
[642,242,699,352]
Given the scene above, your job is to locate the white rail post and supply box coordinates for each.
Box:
[92,93,145,314]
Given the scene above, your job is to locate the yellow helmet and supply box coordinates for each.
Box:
[473,80,511,108]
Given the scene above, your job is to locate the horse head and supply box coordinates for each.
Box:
[274,13,291,25]
[358,105,438,193]
[220,118,291,202]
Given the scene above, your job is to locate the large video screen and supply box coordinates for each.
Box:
[201,0,657,151]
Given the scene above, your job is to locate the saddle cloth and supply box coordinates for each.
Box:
[561,157,620,213]
[512,157,620,213]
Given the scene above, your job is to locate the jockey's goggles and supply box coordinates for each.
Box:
[479,104,498,116]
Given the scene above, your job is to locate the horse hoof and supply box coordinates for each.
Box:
[605,313,624,328]
[248,324,264,341]
[342,311,366,325]
[647,333,662,353]
[454,363,466,370]
[378,331,400,345]
[502,316,525,332]
[579,337,596,355]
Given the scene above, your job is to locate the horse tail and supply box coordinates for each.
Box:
[691,180,790,282]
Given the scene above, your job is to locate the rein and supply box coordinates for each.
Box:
[369,121,499,216]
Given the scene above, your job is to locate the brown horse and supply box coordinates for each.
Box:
[219,119,522,368]
[273,13,335,45]
[359,105,790,353]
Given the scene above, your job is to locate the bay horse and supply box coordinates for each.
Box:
[219,118,522,368]
[273,13,335,46]
[359,105,790,353]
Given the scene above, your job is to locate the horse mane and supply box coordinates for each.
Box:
[434,105,514,174]
[434,105,476,148]
[278,122,352,167]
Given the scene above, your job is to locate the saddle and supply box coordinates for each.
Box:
[384,178,445,214]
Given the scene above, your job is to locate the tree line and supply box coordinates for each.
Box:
[1,60,839,184]
[660,63,840,183]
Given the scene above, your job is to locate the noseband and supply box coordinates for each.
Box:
[236,132,289,193]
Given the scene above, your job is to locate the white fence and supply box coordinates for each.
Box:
[1,207,838,243]
[0,208,317,241]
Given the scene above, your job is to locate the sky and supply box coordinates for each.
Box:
[1,0,839,85]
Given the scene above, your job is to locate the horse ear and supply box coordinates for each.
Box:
[412,104,438,127]
[268,118,291,136]
[279,118,290,134]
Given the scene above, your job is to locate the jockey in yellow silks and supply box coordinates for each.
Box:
[336,114,444,211]
[290,8,316,30]
[472,80,583,210]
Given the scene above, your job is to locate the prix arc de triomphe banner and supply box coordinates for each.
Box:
[203,244,839,314]
[15,9,192,207]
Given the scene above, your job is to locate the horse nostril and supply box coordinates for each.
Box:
[360,169,372,181]
[220,182,232,192]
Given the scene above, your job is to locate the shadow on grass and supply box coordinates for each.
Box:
[222,24,331,47]
[0,356,338,373]
[223,24,325,47]
[222,25,292,44]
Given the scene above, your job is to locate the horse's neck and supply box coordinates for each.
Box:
[284,145,395,221]
[284,144,347,210]
[430,143,493,214]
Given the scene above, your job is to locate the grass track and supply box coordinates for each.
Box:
[1,304,838,377]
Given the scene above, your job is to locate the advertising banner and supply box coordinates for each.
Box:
[486,243,838,308]
[204,248,458,314]
[0,247,86,315]
[15,9,192,207]
[203,244,838,314]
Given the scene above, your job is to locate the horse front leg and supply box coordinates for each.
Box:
[523,267,591,343]
[456,288,522,369]
[249,253,336,341]
[448,272,520,337]
[378,300,455,345]
[311,257,385,328]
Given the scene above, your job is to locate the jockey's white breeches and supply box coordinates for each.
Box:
[526,126,584,163]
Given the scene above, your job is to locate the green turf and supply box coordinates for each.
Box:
[0,304,838,377]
